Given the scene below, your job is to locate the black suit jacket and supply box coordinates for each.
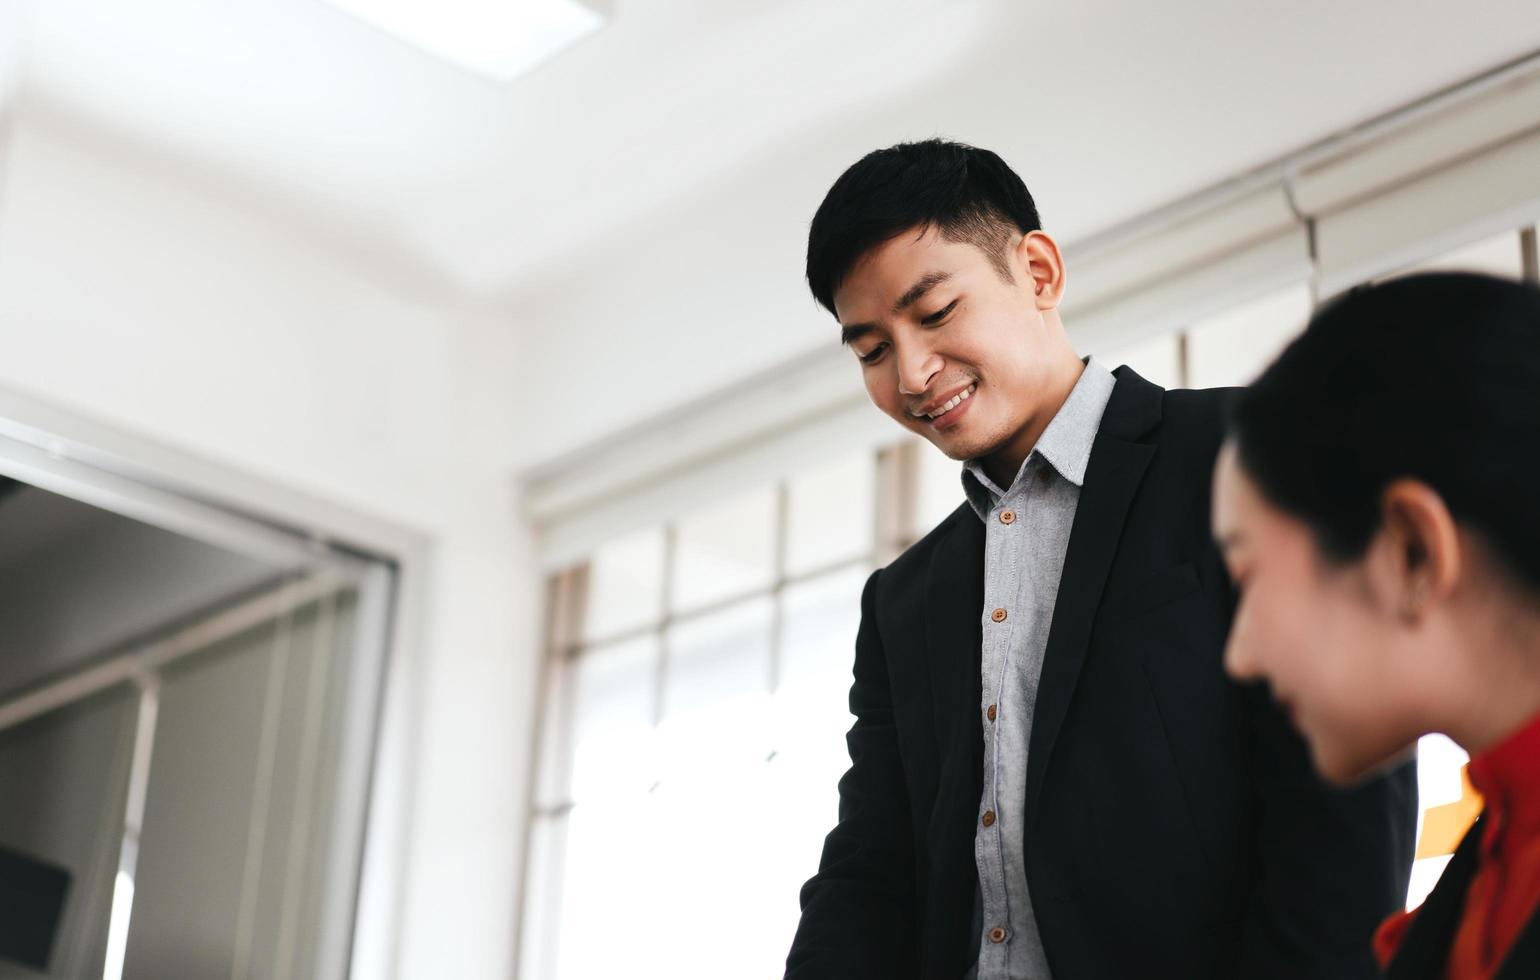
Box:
[785,367,1417,979]
[1385,816,1540,979]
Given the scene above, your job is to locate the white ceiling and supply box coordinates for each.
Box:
[12,0,1540,466]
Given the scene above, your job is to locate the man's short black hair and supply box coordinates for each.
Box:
[805,138,1042,317]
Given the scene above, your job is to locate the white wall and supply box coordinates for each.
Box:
[0,114,538,980]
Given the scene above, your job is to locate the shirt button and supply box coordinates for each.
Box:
[982,809,996,828]
[990,608,1007,623]
[989,927,1007,944]
[1037,469,1052,485]
[999,509,1016,524]
[987,704,997,722]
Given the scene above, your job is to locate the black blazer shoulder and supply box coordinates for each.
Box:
[1157,380,1237,457]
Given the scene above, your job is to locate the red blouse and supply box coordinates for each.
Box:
[1375,711,1540,978]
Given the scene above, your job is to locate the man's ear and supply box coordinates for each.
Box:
[1015,230,1067,310]
[1376,479,1462,624]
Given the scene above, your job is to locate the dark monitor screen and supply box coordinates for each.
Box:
[0,844,72,971]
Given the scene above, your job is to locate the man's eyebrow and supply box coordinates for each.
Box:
[839,323,875,347]
[892,271,952,315]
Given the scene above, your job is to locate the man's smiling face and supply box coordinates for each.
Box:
[834,224,1075,476]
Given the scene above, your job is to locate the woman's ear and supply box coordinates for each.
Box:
[1377,479,1462,624]
[1015,230,1067,310]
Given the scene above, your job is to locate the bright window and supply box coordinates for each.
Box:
[524,446,913,980]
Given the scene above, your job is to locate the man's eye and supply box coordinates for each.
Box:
[921,300,958,326]
[857,343,888,365]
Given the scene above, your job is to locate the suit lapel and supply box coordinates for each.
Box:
[924,506,986,771]
[1023,368,1161,822]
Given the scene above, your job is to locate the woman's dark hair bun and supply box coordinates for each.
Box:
[1230,271,1540,595]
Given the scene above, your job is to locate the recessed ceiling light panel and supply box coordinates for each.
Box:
[324,0,605,82]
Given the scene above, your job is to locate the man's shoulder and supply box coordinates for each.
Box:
[1144,384,1241,470]
[1158,384,1239,438]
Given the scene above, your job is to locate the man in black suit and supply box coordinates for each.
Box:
[783,140,1417,979]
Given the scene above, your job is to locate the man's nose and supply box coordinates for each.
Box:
[896,342,943,397]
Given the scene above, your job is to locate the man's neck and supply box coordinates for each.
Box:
[978,358,1088,489]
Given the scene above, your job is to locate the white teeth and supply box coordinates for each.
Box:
[926,384,976,419]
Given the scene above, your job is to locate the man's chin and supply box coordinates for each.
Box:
[926,431,1001,463]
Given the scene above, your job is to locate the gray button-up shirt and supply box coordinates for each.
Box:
[960,358,1116,980]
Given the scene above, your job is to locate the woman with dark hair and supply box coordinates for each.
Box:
[1212,271,1540,979]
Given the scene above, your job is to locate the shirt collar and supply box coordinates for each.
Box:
[961,357,1116,518]
[1470,709,1540,854]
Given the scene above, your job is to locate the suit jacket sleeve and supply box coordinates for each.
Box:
[1237,680,1419,979]
[785,568,920,980]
